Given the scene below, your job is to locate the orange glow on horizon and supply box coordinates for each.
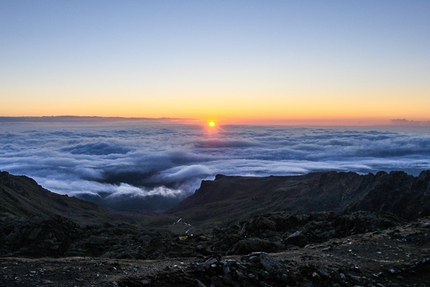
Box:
[215,118,390,126]
[2,88,430,126]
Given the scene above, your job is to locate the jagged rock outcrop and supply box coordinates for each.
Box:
[345,170,430,218]
[170,170,430,226]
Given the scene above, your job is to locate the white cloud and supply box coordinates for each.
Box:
[160,165,213,181]
[1,119,430,212]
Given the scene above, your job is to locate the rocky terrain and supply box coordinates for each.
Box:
[0,171,117,224]
[170,171,430,227]
[1,170,430,286]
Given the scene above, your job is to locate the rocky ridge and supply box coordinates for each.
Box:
[0,171,115,224]
[170,170,430,227]
[1,170,430,286]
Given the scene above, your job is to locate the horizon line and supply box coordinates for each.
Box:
[1,115,430,127]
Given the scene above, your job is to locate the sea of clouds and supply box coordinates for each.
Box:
[1,117,429,212]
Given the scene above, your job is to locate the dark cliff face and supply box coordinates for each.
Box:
[170,170,430,226]
[345,170,430,219]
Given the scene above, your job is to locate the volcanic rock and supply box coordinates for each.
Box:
[170,170,430,227]
[2,170,430,286]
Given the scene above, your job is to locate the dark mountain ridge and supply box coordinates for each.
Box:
[0,171,105,221]
[169,170,430,227]
[2,170,430,286]
[0,170,152,225]
[2,169,430,227]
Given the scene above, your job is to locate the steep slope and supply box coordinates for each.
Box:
[345,170,430,218]
[0,171,113,224]
[169,170,430,227]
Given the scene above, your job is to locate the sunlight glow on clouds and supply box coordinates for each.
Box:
[0,118,429,212]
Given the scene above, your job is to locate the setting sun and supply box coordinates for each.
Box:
[208,121,216,127]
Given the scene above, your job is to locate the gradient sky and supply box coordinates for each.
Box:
[1,1,429,125]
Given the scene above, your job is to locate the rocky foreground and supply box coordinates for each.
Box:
[1,214,430,286]
[1,170,430,286]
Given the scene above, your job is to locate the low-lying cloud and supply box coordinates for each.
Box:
[61,141,131,155]
[1,118,430,212]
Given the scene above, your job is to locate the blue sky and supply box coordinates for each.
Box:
[1,1,430,124]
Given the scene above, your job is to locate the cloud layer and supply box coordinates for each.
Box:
[1,118,430,212]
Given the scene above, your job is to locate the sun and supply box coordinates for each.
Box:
[208,121,216,127]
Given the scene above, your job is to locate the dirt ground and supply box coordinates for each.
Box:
[1,217,430,287]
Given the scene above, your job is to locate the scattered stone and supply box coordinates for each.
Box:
[258,252,282,272]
